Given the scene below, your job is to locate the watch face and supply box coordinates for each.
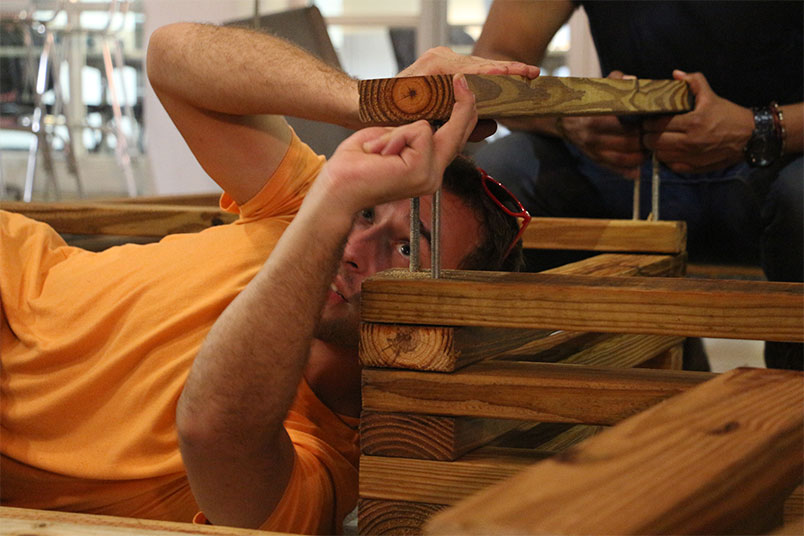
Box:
[747,106,782,167]
[747,135,782,167]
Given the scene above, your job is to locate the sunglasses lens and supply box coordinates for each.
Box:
[485,181,522,214]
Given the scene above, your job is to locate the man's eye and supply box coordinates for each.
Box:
[360,208,374,221]
[398,243,411,257]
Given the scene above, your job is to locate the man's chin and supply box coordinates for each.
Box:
[315,317,360,349]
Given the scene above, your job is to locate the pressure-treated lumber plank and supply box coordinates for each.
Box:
[425,367,804,536]
[1,201,237,236]
[360,412,522,461]
[362,361,713,423]
[0,506,284,536]
[359,75,692,125]
[361,331,678,460]
[505,333,684,368]
[540,252,687,277]
[92,193,223,206]
[524,217,687,254]
[358,499,445,536]
[784,485,803,524]
[361,269,804,342]
[360,253,684,372]
[360,424,598,506]
[360,449,543,506]
[359,324,550,371]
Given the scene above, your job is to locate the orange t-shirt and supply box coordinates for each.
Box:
[0,132,359,534]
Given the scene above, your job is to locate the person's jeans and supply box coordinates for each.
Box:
[474,132,803,370]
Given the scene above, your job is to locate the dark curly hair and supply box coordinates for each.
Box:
[442,155,525,272]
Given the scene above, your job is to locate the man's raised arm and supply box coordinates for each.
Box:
[146,22,361,204]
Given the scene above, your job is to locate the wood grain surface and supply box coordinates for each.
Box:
[0,506,284,536]
[360,412,522,461]
[425,367,804,536]
[359,253,683,372]
[358,499,445,536]
[1,202,236,236]
[359,75,692,125]
[362,361,713,423]
[361,270,804,342]
[523,218,687,254]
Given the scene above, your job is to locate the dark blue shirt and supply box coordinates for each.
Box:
[577,0,803,106]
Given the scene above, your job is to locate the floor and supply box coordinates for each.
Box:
[0,148,768,372]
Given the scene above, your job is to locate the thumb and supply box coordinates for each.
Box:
[432,73,477,169]
[674,70,712,104]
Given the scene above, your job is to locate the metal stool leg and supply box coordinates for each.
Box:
[102,35,137,197]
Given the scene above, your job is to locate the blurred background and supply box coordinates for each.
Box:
[0,0,599,200]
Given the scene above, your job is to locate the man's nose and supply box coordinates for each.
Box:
[342,230,376,274]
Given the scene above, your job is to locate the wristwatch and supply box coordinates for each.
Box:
[744,106,782,167]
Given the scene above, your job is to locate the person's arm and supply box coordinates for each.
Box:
[147,22,361,205]
[642,70,804,173]
[176,74,478,529]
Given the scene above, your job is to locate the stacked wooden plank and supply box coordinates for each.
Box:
[358,221,685,534]
[357,220,804,534]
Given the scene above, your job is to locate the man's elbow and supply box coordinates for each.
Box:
[146,22,193,93]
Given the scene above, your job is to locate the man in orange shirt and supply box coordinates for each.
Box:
[1,23,538,533]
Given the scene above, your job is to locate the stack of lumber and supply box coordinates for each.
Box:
[356,219,803,535]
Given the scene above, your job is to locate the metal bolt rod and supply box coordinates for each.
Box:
[431,188,441,278]
[409,196,421,271]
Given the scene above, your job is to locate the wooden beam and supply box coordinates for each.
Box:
[523,217,687,254]
[425,367,804,536]
[361,269,804,342]
[360,253,684,372]
[362,361,713,423]
[0,506,284,536]
[90,193,223,206]
[359,75,692,125]
[360,324,550,372]
[360,412,522,461]
[507,333,684,368]
[358,499,445,536]
[360,424,598,504]
[360,330,679,461]
[1,201,237,236]
[360,448,545,506]
[539,252,686,277]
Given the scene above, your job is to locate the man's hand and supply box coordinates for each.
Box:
[399,47,539,141]
[315,73,478,216]
[557,71,645,180]
[400,46,540,79]
[642,70,754,173]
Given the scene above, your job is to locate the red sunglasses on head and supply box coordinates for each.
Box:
[479,168,532,261]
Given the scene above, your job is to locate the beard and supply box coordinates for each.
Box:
[315,295,361,348]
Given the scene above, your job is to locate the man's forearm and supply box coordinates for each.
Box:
[147,22,361,129]
[176,174,355,527]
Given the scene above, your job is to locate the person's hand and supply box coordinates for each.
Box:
[400,46,540,79]
[400,46,539,141]
[317,74,478,215]
[641,70,754,173]
[557,70,645,180]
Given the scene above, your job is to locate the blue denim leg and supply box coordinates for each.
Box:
[761,157,803,370]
